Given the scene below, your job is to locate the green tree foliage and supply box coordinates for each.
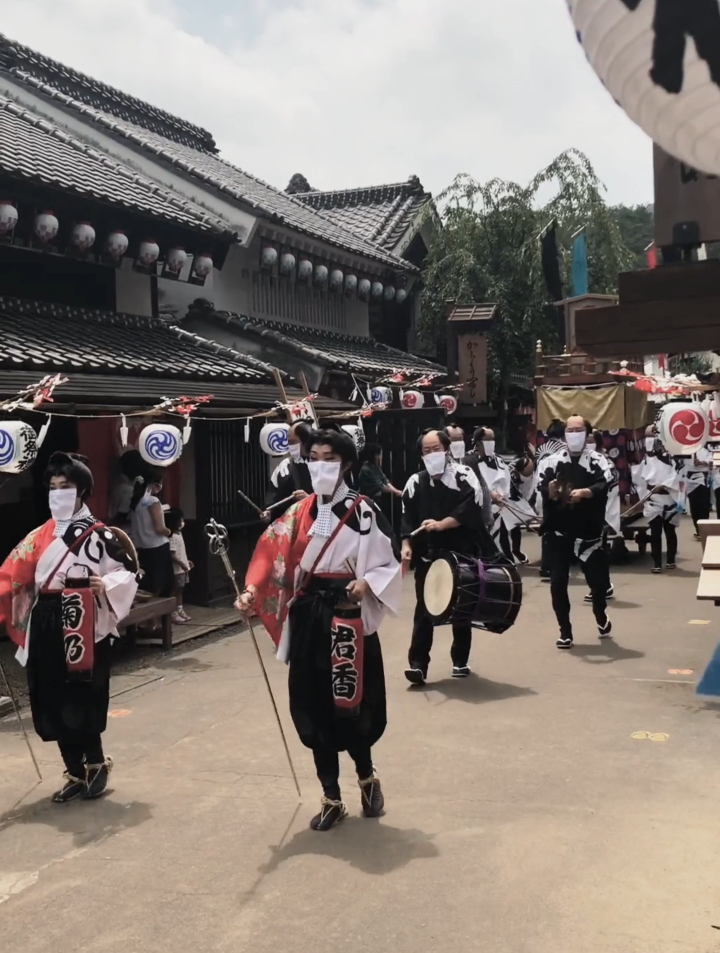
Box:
[420,150,634,428]
[610,204,654,269]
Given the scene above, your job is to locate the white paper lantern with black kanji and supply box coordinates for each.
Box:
[138,239,160,267]
[298,256,313,281]
[34,210,59,243]
[342,424,365,451]
[367,385,393,405]
[0,201,18,237]
[192,253,214,279]
[165,247,187,277]
[71,221,95,251]
[280,252,296,275]
[329,268,344,291]
[139,424,183,467]
[371,281,384,299]
[401,390,425,410]
[0,421,38,474]
[358,278,371,300]
[261,245,278,269]
[568,0,720,176]
[344,273,358,294]
[105,230,129,261]
[438,394,458,415]
[657,400,710,456]
[259,422,290,456]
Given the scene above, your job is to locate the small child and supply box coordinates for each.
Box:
[165,508,193,624]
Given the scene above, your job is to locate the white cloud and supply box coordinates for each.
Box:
[2,0,653,205]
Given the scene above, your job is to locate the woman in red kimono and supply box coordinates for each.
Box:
[0,453,138,802]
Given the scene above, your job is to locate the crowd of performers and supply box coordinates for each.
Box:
[0,413,712,827]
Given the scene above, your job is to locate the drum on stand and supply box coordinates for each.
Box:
[423,551,523,634]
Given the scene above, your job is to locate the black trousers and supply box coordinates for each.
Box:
[496,522,513,560]
[546,534,609,639]
[540,532,551,574]
[409,562,472,671]
[688,485,711,530]
[58,737,104,777]
[510,526,526,557]
[649,517,678,568]
[313,744,373,800]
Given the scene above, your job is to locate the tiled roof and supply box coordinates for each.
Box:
[195,309,446,377]
[1,39,417,272]
[294,177,433,251]
[0,34,216,152]
[446,303,498,322]
[0,95,234,236]
[0,296,279,382]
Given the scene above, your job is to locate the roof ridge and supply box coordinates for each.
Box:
[0,33,217,152]
[166,324,283,377]
[0,94,233,235]
[297,176,427,204]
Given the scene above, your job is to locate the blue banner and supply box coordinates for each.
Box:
[570,232,588,297]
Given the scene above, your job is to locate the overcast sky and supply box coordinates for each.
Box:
[3,0,653,207]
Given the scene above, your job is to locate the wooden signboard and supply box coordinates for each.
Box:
[458,333,487,405]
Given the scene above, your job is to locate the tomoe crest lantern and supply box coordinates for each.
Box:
[139,424,183,467]
[657,401,710,456]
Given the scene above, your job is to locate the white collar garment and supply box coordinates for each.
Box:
[429,460,461,492]
[53,503,93,538]
[309,481,351,538]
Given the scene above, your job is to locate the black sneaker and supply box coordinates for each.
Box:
[452,665,471,678]
[514,553,530,565]
[310,798,348,831]
[51,773,86,803]
[404,667,426,685]
[539,569,551,580]
[556,635,573,650]
[358,772,385,818]
[84,757,113,800]
[597,615,613,639]
[585,585,614,603]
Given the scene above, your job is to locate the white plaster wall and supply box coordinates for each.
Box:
[212,244,252,314]
[115,261,153,316]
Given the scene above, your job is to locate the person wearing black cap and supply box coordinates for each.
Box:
[0,453,138,802]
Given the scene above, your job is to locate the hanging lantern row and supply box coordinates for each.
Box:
[0,202,213,284]
[364,385,456,414]
[260,241,409,303]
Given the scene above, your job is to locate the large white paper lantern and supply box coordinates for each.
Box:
[657,401,710,456]
[358,278,372,299]
[438,394,458,415]
[329,268,344,291]
[371,281,384,299]
[105,230,129,262]
[367,385,393,405]
[280,252,296,275]
[71,221,95,251]
[298,257,313,281]
[139,424,183,467]
[164,247,187,277]
[568,0,720,176]
[34,210,58,243]
[0,421,38,474]
[138,240,160,267]
[0,201,18,237]
[260,422,289,456]
[401,390,425,410]
[342,424,366,451]
[261,245,278,269]
[192,253,214,280]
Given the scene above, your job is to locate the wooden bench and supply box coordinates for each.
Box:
[118,596,176,650]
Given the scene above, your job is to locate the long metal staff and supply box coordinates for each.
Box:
[205,519,302,799]
[0,658,42,781]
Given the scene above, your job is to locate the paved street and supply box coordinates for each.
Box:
[2,519,720,952]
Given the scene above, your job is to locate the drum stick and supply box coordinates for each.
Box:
[409,526,426,537]
[237,488,264,516]
[266,494,298,512]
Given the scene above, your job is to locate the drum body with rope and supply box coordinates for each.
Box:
[423,551,523,634]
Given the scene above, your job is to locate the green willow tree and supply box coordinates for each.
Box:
[420,150,634,436]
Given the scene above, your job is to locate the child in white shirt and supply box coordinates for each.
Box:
[166,508,193,623]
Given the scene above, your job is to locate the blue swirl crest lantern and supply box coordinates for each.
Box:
[0,421,38,474]
[139,424,183,467]
[260,422,290,457]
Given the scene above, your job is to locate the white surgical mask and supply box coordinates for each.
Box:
[308,460,342,496]
[423,451,447,477]
[645,437,656,453]
[566,431,587,454]
[49,488,78,521]
[450,440,465,460]
[288,443,303,462]
[482,440,495,457]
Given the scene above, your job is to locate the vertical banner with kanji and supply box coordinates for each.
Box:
[330,614,364,716]
[458,334,487,405]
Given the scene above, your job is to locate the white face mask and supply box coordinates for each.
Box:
[49,487,78,521]
[645,437,656,453]
[288,443,303,462]
[450,440,466,460]
[566,431,587,454]
[308,460,342,496]
[482,440,495,457]
[423,451,448,477]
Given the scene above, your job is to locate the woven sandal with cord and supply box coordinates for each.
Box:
[52,772,86,803]
[84,756,114,800]
[309,797,348,831]
[358,771,385,818]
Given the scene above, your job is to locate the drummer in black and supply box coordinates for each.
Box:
[264,421,314,520]
[401,429,493,684]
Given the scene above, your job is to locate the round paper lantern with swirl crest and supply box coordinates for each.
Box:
[260,422,289,457]
[401,390,425,410]
[657,401,709,456]
[438,394,458,415]
[567,0,720,176]
[0,421,38,474]
[367,385,393,405]
[139,424,183,467]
